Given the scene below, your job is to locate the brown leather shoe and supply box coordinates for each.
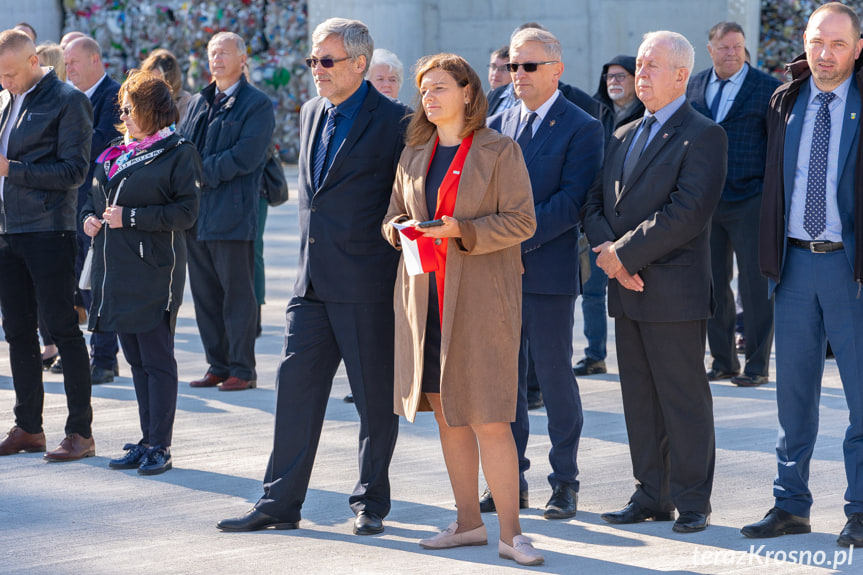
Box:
[43,433,95,462]
[0,426,47,455]
[190,373,227,388]
[218,376,257,391]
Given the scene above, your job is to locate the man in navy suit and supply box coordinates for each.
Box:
[218,18,406,536]
[64,36,121,384]
[487,27,603,520]
[687,22,780,388]
[744,2,863,547]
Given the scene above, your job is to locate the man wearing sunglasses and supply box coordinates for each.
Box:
[486,26,603,522]
[218,18,407,538]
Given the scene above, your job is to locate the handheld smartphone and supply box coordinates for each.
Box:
[417,219,444,228]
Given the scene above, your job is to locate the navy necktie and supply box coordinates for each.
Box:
[709,78,730,121]
[622,115,656,182]
[312,107,337,190]
[208,92,227,123]
[516,112,538,151]
[803,91,836,239]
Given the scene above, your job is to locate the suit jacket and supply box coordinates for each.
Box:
[295,81,409,303]
[78,75,121,212]
[583,101,727,322]
[759,56,861,292]
[488,93,603,295]
[383,128,536,425]
[688,65,780,202]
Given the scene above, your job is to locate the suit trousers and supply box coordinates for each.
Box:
[512,293,583,492]
[581,248,608,361]
[773,246,863,517]
[186,236,257,381]
[255,288,399,522]
[118,313,178,449]
[615,315,715,514]
[0,232,92,436]
[707,195,774,376]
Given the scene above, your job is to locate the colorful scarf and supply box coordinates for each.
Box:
[97,125,175,179]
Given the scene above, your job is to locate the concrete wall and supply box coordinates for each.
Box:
[310,0,762,103]
[0,0,63,44]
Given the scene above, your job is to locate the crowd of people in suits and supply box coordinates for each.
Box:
[3,0,863,566]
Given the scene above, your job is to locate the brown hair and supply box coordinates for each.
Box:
[810,2,861,38]
[0,30,35,57]
[405,53,487,147]
[118,69,179,136]
[708,21,745,42]
[36,42,65,82]
[141,49,184,99]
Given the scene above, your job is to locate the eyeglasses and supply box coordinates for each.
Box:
[305,56,353,69]
[488,63,508,73]
[604,72,629,83]
[505,61,558,73]
[120,106,133,117]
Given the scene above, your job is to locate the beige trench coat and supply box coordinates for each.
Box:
[382,128,536,427]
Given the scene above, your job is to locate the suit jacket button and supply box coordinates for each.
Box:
[310,206,317,212]
[434,239,442,246]
[615,210,621,217]
[309,237,316,244]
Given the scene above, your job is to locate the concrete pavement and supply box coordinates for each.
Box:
[0,166,857,574]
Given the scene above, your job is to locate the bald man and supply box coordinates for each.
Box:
[0,30,95,461]
[64,37,122,384]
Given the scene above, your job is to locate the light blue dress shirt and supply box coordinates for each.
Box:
[624,93,687,164]
[705,63,748,123]
[789,75,852,242]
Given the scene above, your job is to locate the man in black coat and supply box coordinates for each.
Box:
[0,30,95,461]
[64,36,122,384]
[218,18,406,537]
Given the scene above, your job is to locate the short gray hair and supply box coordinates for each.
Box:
[312,18,374,74]
[367,49,404,85]
[510,27,562,62]
[208,31,246,55]
[640,31,695,74]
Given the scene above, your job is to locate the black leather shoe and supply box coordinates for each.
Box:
[91,365,115,385]
[138,448,172,475]
[108,443,148,469]
[573,357,607,376]
[353,510,384,535]
[837,513,863,547]
[478,486,529,513]
[217,508,299,531]
[731,373,768,387]
[673,511,709,533]
[706,368,738,381]
[527,389,544,410]
[741,507,811,538]
[601,501,675,524]
[544,485,578,519]
[344,394,354,403]
[41,353,59,370]
[50,358,63,374]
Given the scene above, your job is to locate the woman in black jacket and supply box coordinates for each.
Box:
[82,70,201,475]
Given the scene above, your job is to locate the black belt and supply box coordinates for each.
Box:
[788,237,844,253]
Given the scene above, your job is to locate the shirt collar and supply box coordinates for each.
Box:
[217,79,242,98]
[520,89,560,122]
[808,73,853,105]
[84,74,107,99]
[710,62,748,87]
[324,80,368,119]
[648,93,687,127]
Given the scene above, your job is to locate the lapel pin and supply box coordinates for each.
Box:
[549,120,556,127]
[852,113,858,120]
[453,170,460,175]
[662,133,669,139]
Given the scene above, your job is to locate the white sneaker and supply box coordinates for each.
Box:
[499,534,544,566]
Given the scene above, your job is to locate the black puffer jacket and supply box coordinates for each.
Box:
[82,133,201,334]
[0,69,92,233]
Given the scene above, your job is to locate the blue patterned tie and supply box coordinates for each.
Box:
[312,107,337,190]
[709,79,730,121]
[516,112,537,151]
[803,92,836,239]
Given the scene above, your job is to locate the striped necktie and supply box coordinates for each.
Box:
[312,107,337,190]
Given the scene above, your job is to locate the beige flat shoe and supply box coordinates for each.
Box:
[499,534,544,566]
[419,522,487,549]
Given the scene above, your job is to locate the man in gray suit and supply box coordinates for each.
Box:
[583,30,727,534]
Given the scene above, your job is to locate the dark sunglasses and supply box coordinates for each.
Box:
[505,61,558,73]
[120,106,133,117]
[305,56,352,69]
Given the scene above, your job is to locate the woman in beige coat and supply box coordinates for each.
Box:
[383,54,539,566]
